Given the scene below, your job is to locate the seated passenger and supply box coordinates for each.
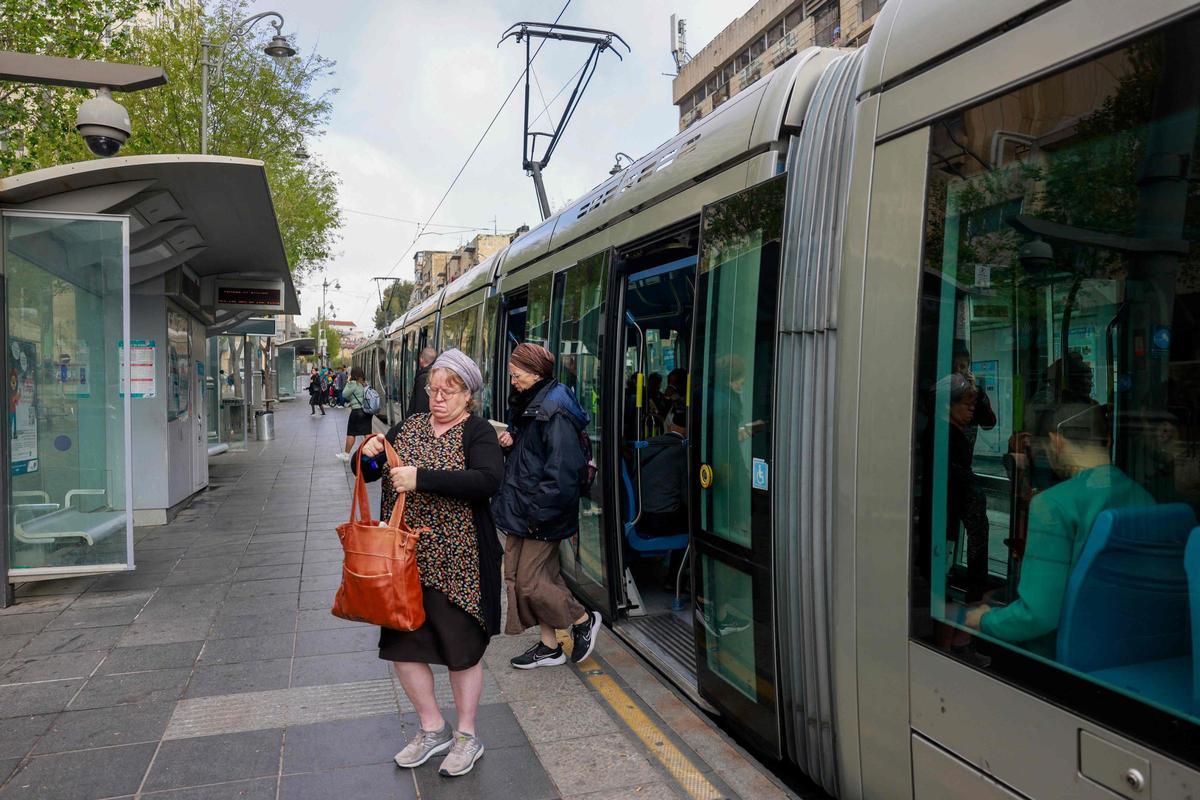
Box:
[638,409,688,535]
[967,403,1155,656]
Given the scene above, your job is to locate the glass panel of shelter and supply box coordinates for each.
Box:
[912,17,1200,759]
[3,214,131,574]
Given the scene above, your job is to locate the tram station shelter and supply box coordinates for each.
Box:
[0,155,299,589]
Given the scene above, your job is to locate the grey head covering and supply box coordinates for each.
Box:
[431,348,483,396]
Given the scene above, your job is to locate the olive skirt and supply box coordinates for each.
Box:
[378,586,488,671]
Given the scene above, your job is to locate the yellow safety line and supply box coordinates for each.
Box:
[563,634,725,800]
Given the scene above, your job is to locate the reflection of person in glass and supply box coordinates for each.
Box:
[9,368,19,438]
[711,355,760,543]
[950,347,996,602]
[967,403,1154,655]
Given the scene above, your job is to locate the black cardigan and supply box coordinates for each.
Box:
[354,414,505,636]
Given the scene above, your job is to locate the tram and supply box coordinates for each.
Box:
[355,0,1200,796]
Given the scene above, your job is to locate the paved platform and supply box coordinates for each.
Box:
[0,400,802,800]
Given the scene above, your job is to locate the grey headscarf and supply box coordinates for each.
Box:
[431,348,483,396]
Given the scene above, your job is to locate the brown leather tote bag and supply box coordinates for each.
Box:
[332,438,426,631]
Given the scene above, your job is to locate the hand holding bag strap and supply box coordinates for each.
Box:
[381,437,410,529]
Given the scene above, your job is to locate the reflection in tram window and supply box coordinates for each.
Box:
[913,19,1200,738]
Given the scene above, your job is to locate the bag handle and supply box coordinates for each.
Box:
[349,435,402,525]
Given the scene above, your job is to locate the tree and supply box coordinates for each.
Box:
[1,0,342,280]
[373,280,415,330]
[309,319,341,361]
[0,0,162,172]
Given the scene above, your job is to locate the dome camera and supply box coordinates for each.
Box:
[76,87,131,158]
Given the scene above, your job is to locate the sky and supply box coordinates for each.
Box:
[267,0,756,331]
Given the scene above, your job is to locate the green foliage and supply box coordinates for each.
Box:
[308,319,341,359]
[0,0,342,279]
[373,280,414,330]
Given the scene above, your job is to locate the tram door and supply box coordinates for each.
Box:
[690,176,785,757]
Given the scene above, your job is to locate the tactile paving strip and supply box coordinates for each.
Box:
[163,679,399,739]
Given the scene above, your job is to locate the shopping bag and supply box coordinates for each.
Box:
[331,437,426,631]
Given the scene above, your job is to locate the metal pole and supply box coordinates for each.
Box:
[200,40,210,155]
[529,162,552,221]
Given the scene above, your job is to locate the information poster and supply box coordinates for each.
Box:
[10,339,39,476]
[119,340,156,398]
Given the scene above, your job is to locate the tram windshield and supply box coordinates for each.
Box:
[913,16,1200,749]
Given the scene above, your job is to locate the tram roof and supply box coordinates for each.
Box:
[499,51,826,278]
[0,154,299,316]
[442,250,503,309]
[858,0,1048,97]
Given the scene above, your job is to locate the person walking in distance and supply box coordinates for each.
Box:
[353,349,503,777]
[493,343,602,668]
[307,367,325,416]
[334,365,349,408]
[336,367,371,461]
[408,347,437,417]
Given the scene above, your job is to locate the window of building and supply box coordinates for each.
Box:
[912,17,1200,765]
[768,22,785,46]
[738,49,751,70]
[680,93,695,114]
[861,0,886,20]
[813,2,840,46]
[786,9,804,30]
[750,36,765,59]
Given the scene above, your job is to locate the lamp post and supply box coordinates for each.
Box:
[200,11,297,155]
[318,276,339,368]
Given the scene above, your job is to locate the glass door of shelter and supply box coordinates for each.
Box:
[3,211,133,579]
[691,177,785,757]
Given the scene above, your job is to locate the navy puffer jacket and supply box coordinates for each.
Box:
[492,380,588,541]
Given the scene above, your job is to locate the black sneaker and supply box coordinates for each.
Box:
[570,611,602,663]
[509,642,566,670]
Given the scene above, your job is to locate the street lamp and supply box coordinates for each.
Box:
[200,11,298,155]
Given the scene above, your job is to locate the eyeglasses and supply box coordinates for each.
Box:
[425,385,464,400]
[509,366,533,381]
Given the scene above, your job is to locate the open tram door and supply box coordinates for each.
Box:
[689,176,786,758]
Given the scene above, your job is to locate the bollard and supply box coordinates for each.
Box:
[254,410,275,441]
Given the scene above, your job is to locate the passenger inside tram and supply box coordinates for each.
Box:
[966,402,1155,654]
[638,407,689,536]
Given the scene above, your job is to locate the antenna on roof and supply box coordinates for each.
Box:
[669,15,691,73]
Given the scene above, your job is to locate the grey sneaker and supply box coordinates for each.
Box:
[394,723,452,768]
[438,731,484,777]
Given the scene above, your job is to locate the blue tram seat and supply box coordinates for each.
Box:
[1057,503,1196,711]
[1186,528,1200,715]
[620,459,689,558]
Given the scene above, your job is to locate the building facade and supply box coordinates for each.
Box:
[411,233,513,306]
[672,0,886,130]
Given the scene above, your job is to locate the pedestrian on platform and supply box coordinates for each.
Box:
[337,366,372,462]
[308,367,325,416]
[408,346,437,417]
[354,348,503,777]
[335,365,349,407]
[493,343,602,669]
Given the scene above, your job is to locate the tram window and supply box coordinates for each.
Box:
[912,18,1200,748]
[525,273,554,350]
[554,253,610,592]
[480,295,499,420]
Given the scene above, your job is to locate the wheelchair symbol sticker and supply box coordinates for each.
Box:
[752,458,769,491]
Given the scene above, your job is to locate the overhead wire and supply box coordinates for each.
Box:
[369,0,573,286]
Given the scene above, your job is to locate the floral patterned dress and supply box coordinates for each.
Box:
[382,414,483,628]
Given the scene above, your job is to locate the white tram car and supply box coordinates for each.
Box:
[355,1,1200,795]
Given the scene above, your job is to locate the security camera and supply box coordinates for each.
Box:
[76,87,131,158]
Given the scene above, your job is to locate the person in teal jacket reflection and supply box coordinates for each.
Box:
[966,403,1154,657]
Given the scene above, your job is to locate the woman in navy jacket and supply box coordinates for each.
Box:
[493,344,602,670]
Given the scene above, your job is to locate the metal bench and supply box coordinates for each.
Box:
[13,489,126,546]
